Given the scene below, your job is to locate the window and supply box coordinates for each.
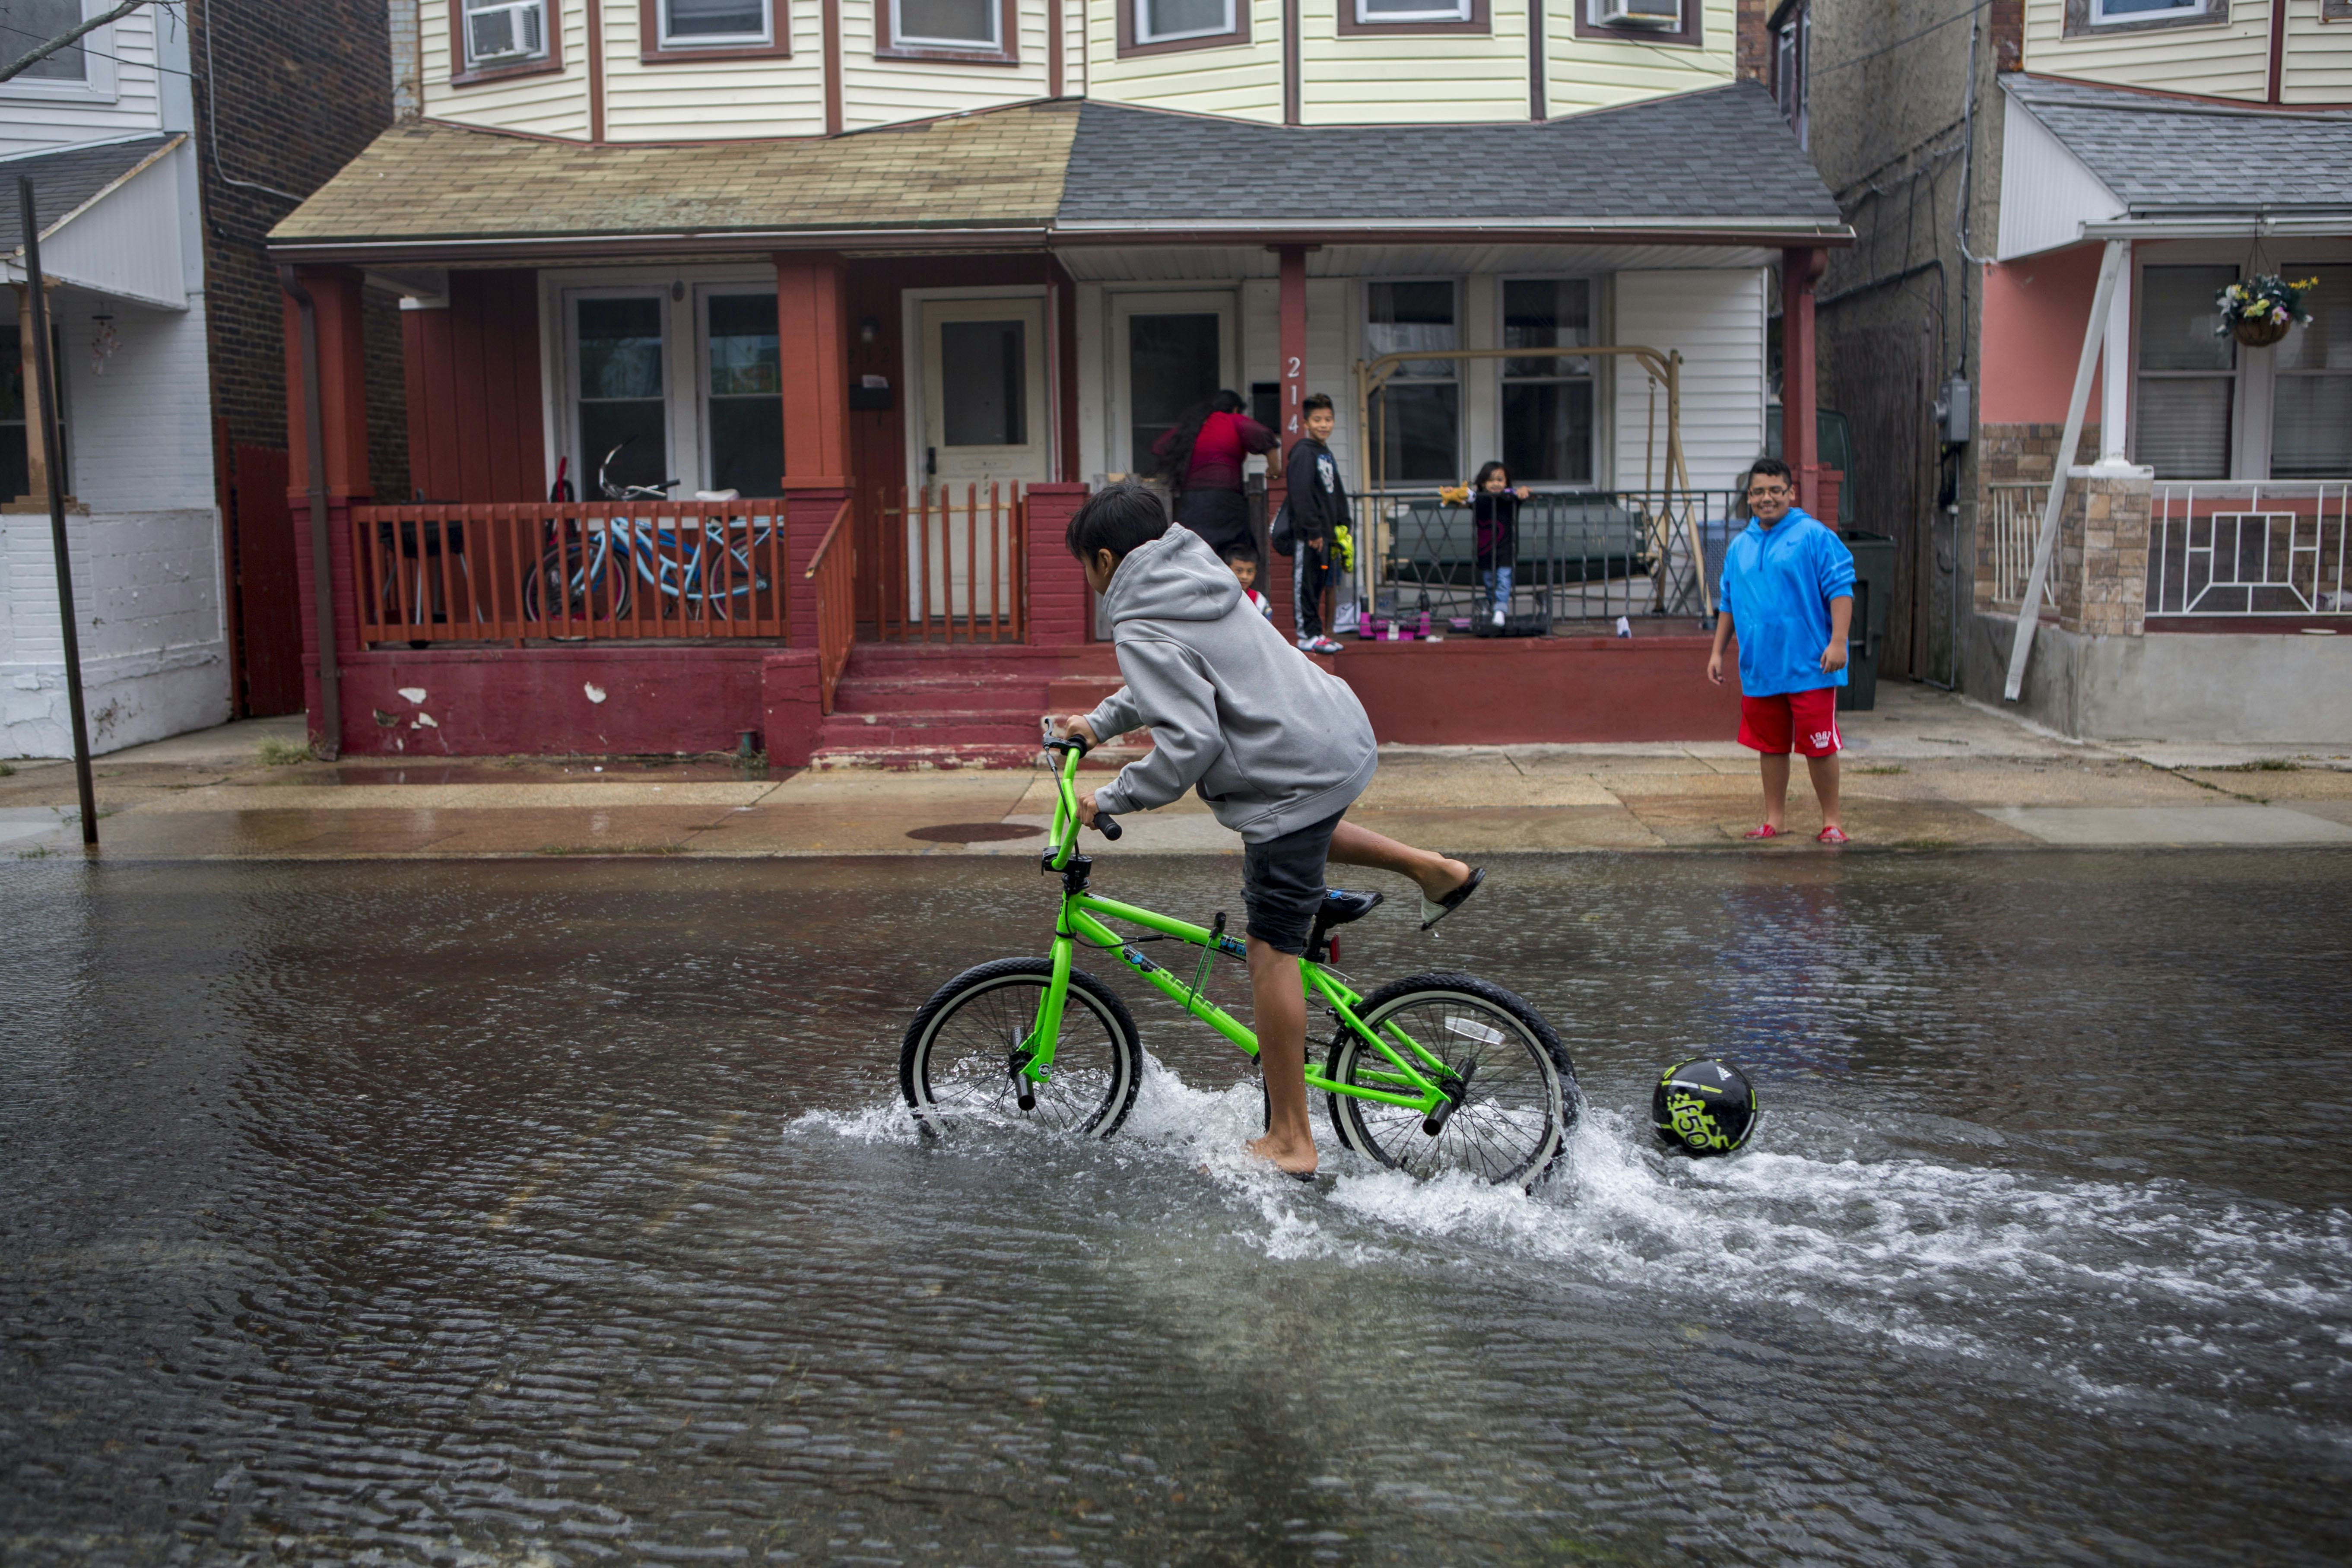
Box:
[2271,264,2352,480]
[0,0,86,82]
[575,297,670,495]
[663,0,768,43]
[454,0,557,80]
[889,0,1001,50]
[940,320,1027,448]
[1774,1,1809,149]
[2135,265,2236,481]
[1136,0,1234,43]
[1366,281,1459,484]
[703,293,783,497]
[1356,0,1470,20]
[2092,0,2203,21]
[1501,281,1595,486]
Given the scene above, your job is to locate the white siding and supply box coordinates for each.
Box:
[1546,0,1740,118]
[2020,0,2271,100]
[1087,0,1283,122]
[841,0,1054,129]
[35,142,187,308]
[62,286,217,512]
[1300,0,1527,124]
[1994,94,2123,260]
[2284,0,2352,104]
[605,0,827,137]
[423,0,594,137]
[0,5,162,157]
[1612,267,1765,494]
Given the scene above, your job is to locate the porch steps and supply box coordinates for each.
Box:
[809,644,1072,770]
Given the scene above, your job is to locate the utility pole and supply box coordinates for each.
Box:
[19,176,98,846]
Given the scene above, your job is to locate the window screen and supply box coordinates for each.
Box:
[666,0,768,39]
[706,294,782,497]
[897,0,997,44]
[2271,263,2352,479]
[1368,282,1459,483]
[578,298,668,494]
[2135,265,2235,480]
[1139,0,1232,40]
[0,0,87,80]
[1501,280,1595,485]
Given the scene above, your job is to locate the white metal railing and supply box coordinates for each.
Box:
[1985,481,2056,611]
[2149,480,2352,617]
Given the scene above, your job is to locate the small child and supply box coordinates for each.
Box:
[1224,544,1274,620]
[1470,461,1531,630]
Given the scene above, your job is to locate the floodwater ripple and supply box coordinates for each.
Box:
[0,851,2347,1566]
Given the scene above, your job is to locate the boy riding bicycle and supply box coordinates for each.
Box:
[1056,483,1482,1178]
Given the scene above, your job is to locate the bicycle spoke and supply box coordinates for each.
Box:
[1334,992,1562,1185]
[913,974,1129,1136]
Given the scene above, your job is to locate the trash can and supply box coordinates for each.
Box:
[1838,529,1895,711]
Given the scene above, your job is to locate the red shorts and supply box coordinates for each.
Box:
[1738,688,1843,757]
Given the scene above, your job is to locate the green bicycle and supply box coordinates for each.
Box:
[898,733,1581,1187]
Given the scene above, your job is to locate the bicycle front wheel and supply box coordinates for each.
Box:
[1325,972,1576,1188]
[901,959,1143,1141]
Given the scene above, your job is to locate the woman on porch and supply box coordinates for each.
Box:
[1153,390,1280,563]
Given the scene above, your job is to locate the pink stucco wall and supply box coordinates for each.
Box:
[1981,244,2106,425]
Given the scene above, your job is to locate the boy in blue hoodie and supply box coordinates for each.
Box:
[1706,457,1856,843]
[1057,483,1482,1177]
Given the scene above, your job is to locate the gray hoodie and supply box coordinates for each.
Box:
[1084,525,1378,843]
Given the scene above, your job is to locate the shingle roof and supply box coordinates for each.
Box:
[1055,84,1844,232]
[2006,74,2352,219]
[270,104,1079,250]
[0,134,179,255]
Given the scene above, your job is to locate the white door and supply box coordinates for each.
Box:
[911,298,1048,630]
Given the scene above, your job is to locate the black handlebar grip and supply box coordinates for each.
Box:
[1097,813,1122,841]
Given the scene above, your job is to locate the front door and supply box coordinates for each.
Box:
[907,298,1049,635]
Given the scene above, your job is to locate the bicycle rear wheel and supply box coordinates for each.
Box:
[1324,971,1576,1187]
[901,959,1143,1140]
[523,542,630,631]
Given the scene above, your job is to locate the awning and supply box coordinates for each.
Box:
[0,133,189,309]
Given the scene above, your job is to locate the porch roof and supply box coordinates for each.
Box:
[1055,85,1847,244]
[2006,74,2352,224]
[268,103,1078,260]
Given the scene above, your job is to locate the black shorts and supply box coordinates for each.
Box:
[1242,809,1346,955]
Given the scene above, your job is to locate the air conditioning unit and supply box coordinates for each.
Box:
[1596,0,1682,25]
[467,0,546,64]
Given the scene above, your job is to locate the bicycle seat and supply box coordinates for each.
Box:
[1307,888,1382,957]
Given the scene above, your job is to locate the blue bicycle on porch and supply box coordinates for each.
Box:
[521,441,780,629]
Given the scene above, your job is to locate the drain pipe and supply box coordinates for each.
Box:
[278,266,342,759]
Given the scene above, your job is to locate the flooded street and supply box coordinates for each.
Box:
[3,851,2348,1565]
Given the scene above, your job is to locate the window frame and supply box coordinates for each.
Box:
[449,0,562,88]
[0,0,122,104]
[1119,0,1249,55]
[695,285,787,499]
[1574,0,1703,49]
[877,0,1019,63]
[2266,262,2352,481]
[1364,278,1464,487]
[1497,276,1601,489]
[1337,0,1488,39]
[639,0,789,63]
[2063,0,2217,38]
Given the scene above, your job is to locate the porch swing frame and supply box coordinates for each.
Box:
[1353,344,1711,617]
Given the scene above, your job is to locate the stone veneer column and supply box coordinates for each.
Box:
[2056,463,2153,637]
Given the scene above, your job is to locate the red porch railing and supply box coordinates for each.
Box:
[804,495,855,714]
[870,482,1025,643]
[348,500,791,644]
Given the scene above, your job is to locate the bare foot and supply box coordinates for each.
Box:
[1417,855,1473,902]
[1245,1130,1318,1178]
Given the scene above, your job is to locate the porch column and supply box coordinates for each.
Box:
[282,266,370,756]
[1269,244,1309,634]
[1781,246,1827,520]
[2098,253,2131,466]
[10,282,63,509]
[775,252,853,646]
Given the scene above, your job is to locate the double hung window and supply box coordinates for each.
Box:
[2135,265,2236,481]
[1367,281,1459,484]
[660,0,770,46]
[703,293,784,497]
[1136,0,1235,43]
[1354,0,1473,21]
[0,0,86,81]
[2091,0,2204,21]
[891,0,1000,49]
[1501,280,1595,486]
[575,297,670,495]
[2270,264,2352,479]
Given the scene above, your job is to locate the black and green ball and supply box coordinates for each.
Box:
[1651,1057,1758,1156]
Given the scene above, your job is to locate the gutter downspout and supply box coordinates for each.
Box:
[278,266,342,760]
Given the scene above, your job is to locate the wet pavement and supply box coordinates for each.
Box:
[3,850,2348,1565]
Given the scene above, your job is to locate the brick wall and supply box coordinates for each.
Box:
[191,0,401,493]
[1736,0,1771,82]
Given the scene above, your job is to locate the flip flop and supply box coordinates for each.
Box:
[1419,866,1485,931]
[1817,826,1850,844]
[1743,824,1781,840]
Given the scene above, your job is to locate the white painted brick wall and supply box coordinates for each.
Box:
[2,293,229,756]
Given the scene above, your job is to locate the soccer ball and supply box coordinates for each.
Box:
[1651,1057,1758,1157]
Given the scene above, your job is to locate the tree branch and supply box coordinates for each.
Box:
[0,0,162,84]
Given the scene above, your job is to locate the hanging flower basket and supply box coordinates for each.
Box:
[2216,274,2317,348]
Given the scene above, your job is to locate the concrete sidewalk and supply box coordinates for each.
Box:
[5,685,2350,860]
